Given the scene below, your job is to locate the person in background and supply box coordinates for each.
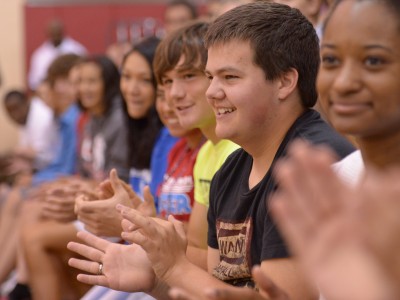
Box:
[15,55,129,300]
[0,53,82,299]
[28,19,87,92]
[72,37,164,300]
[273,0,323,29]
[206,0,253,20]
[164,0,198,35]
[2,90,58,175]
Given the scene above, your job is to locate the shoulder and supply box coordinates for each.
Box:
[61,104,81,124]
[197,139,241,166]
[215,139,241,161]
[154,127,179,151]
[292,110,355,159]
[61,37,87,54]
[31,42,52,58]
[212,148,248,181]
[30,97,52,116]
[26,98,53,126]
[106,99,126,124]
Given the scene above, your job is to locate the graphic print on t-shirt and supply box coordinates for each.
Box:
[213,217,252,282]
[159,175,193,218]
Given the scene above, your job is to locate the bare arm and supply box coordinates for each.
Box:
[186,202,209,270]
[260,259,317,300]
[119,206,232,298]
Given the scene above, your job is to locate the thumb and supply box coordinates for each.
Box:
[74,194,88,214]
[98,179,113,198]
[143,186,155,206]
[109,169,124,197]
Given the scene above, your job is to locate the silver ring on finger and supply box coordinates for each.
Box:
[97,263,103,275]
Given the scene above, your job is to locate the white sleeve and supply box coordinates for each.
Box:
[25,98,58,167]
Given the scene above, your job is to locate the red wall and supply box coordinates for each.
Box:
[24,3,167,74]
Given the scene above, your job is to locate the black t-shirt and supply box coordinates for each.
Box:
[208,109,355,286]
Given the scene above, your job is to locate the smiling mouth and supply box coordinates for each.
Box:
[176,104,194,111]
[217,107,236,115]
[166,118,179,125]
[129,100,144,106]
[331,102,371,115]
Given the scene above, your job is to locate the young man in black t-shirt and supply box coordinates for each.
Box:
[202,3,354,297]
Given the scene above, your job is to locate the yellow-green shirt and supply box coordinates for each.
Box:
[193,139,240,207]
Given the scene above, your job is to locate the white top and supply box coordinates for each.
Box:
[19,97,59,169]
[28,36,87,90]
[333,150,365,187]
[319,150,365,300]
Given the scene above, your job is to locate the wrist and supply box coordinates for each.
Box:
[163,254,192,286]
[149,277,171,300]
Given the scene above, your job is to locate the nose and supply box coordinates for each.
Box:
[127,79,140,95]
[206,78,224,105]
[332,60,362,95]
[168,80,185,104]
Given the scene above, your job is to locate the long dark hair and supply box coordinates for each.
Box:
[122,36,163,170]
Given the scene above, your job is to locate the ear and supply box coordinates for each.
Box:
[277,68,299,101]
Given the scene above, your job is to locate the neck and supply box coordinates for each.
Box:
[200,121,220,144]
[246,131,287,189]
[356,130,400,170]
[89,104,105,117]
[246,106,305,188]
[185,129,205,150]
[56,99,78,117]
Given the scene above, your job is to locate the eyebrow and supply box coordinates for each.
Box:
[364,44,394,53]
[205,67,242,75]
[175,66,202,74]
[321,43,394,53]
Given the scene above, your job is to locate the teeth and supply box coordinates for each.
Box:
[217,108,235,115]
[167,119,179,125]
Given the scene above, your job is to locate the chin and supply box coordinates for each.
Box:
[128,110,145,119]
[215,127,233,140]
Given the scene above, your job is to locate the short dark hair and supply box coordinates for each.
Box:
[4,90,26,105]
[166,0,198,19]
[204,2,320,107]
[153,21,209,85]
[47,53,82,87]
[79,56,121,115]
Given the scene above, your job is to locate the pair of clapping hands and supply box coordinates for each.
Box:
[74,169,157,237]
[28,177,96,222]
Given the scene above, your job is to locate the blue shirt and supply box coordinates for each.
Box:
[32,104,80,185]
[148,127,178,209]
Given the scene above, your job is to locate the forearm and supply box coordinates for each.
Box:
[186,245,208,270]
[261,259,318,300]
[164,257,229,298]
